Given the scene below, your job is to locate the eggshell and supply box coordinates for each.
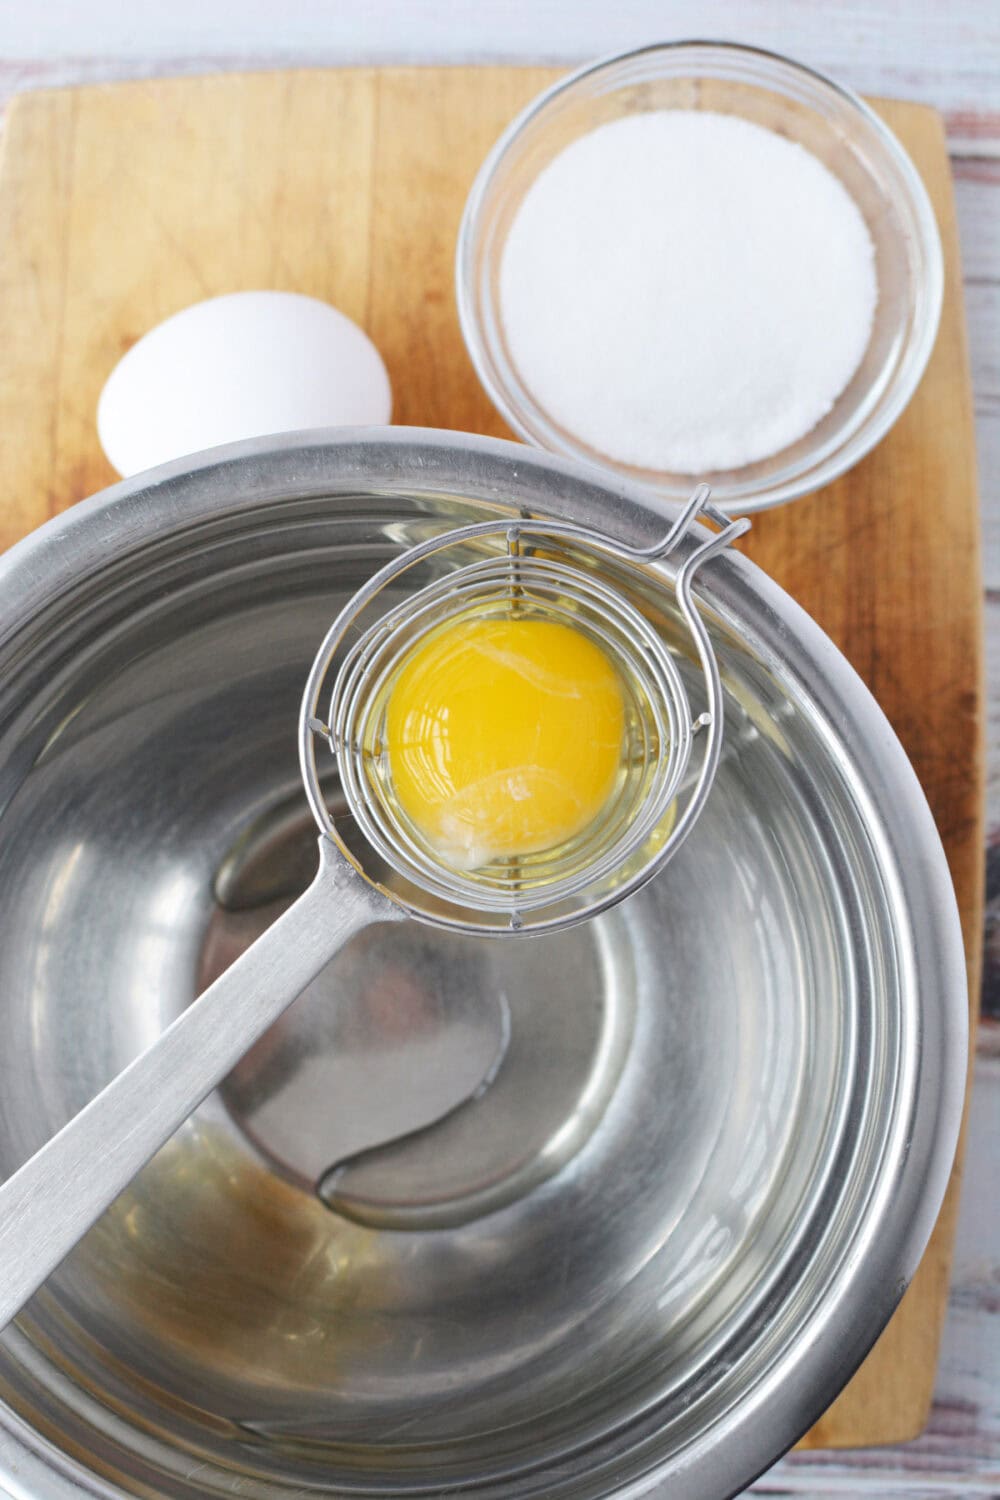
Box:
[97,291,392,477]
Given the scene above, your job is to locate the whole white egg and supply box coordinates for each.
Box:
[97,290,392,477]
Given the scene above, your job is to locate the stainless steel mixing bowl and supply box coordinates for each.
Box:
[0,430,966,1499]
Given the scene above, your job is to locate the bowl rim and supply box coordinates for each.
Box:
[0,427,967,1499]
[455,38,945,515]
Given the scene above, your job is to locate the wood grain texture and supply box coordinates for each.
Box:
[0,66,984,1453]
[2,0,999,131]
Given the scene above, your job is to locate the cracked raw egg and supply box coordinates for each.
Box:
[384,616,624,867]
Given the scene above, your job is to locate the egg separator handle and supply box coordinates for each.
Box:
[0,838,395,1333]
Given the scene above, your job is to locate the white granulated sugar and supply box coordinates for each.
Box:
[499,111,878,473]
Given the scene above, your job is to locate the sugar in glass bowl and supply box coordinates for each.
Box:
[456,40,944,514]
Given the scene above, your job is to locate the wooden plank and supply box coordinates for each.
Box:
[953,157,1000,280]
[0,88,77,551]
[0,66,983,1452]
[366,66,553,437]
[986,599,1000,833]
[1,0,999,130]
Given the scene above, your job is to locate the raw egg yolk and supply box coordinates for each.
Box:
[385,617,624,865]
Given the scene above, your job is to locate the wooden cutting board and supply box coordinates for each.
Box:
[0,68,983,1450]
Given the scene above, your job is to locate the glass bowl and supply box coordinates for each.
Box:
[456,41,944,514]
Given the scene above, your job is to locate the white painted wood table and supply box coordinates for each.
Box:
[0,2,997,1495]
